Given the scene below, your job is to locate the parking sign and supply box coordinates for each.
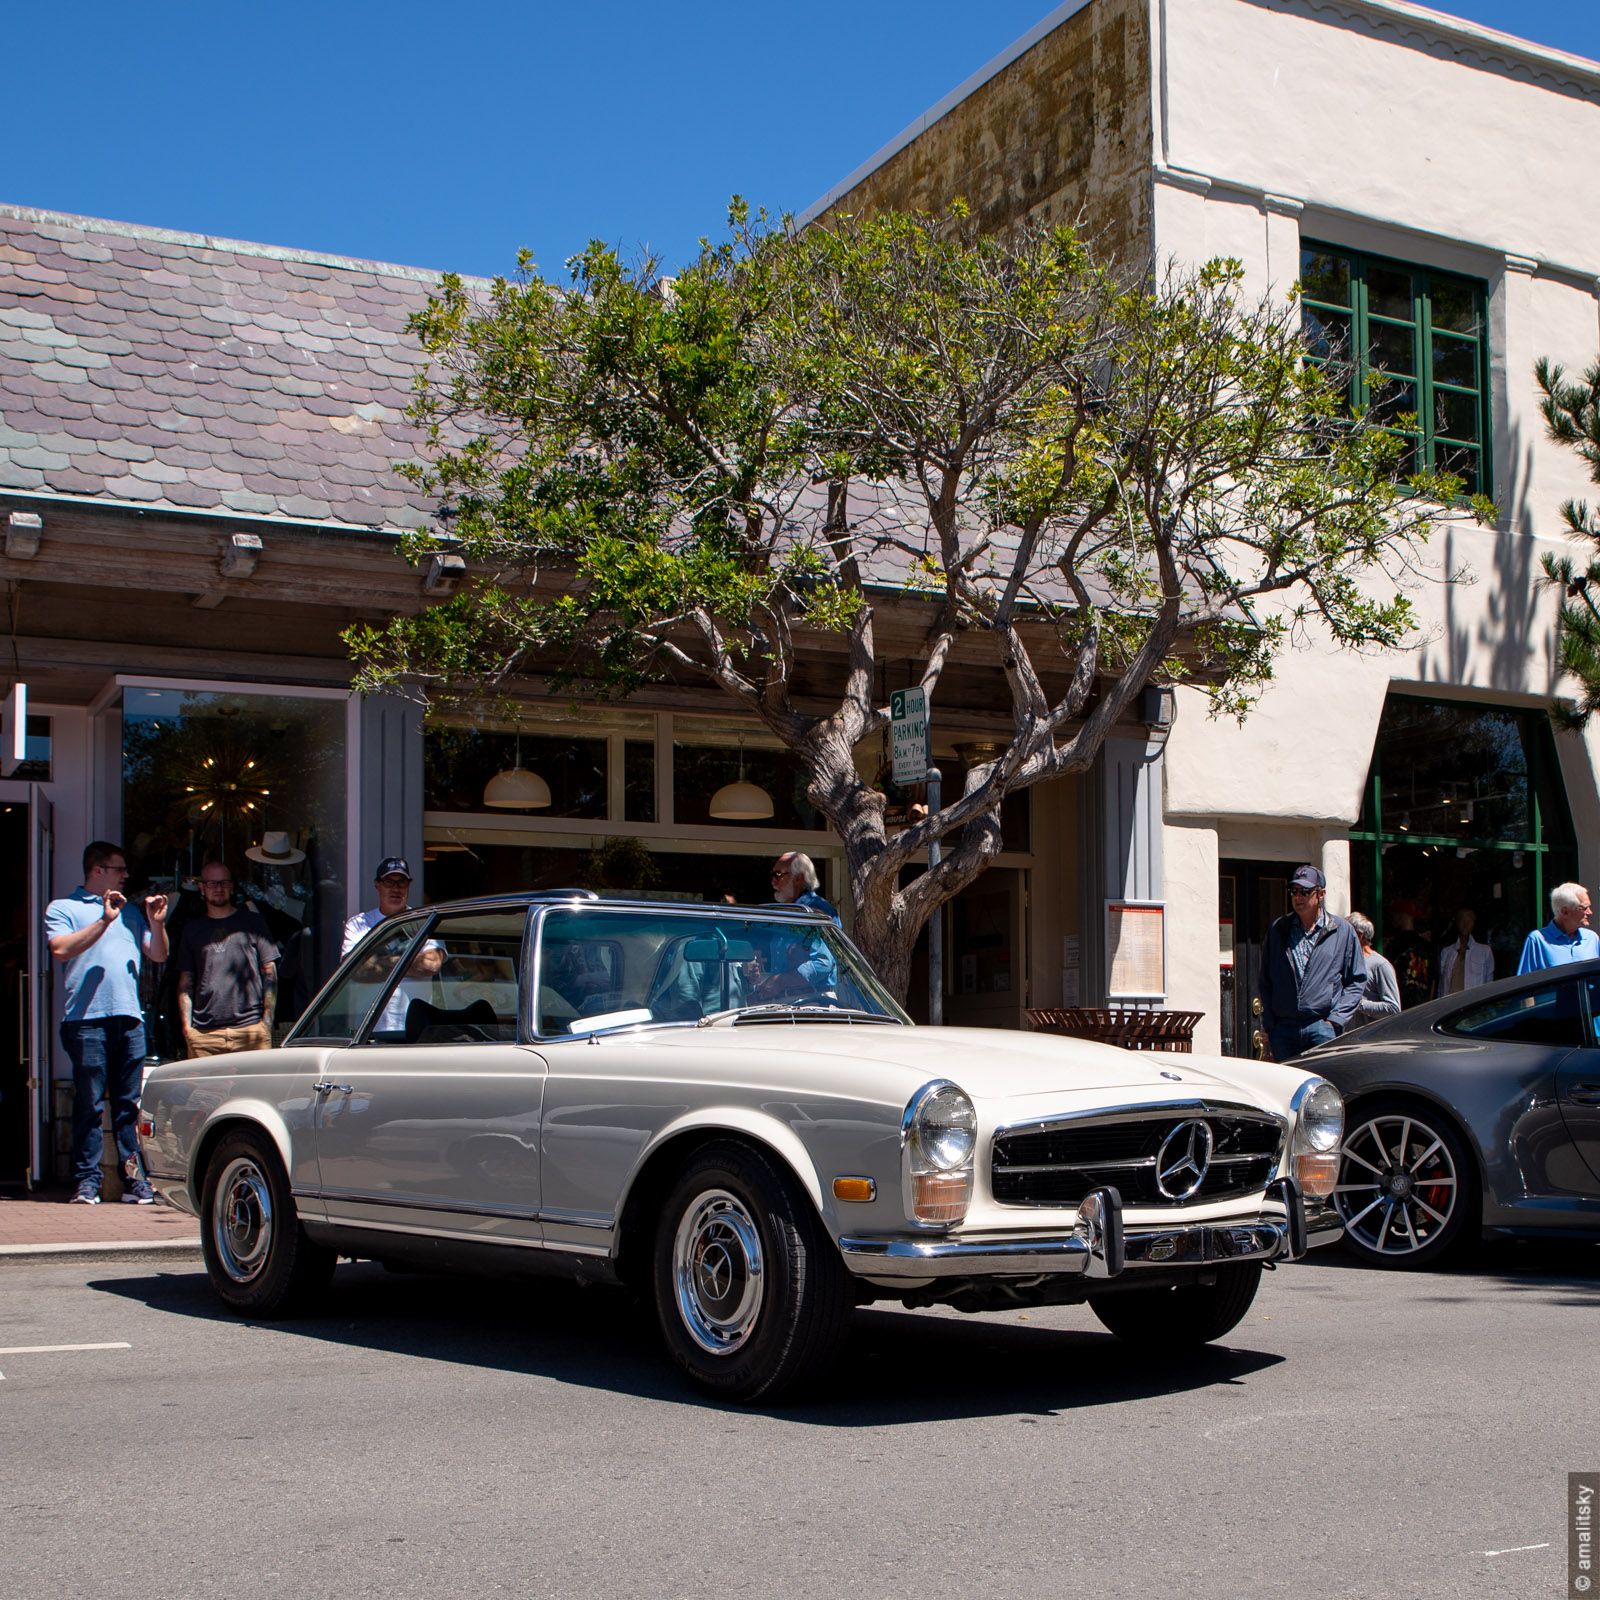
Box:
[890,685,929,786]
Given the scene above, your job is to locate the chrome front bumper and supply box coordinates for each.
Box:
[840,1178,1340,1281]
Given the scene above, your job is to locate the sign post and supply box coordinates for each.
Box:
[891,686,941,1024]
[1,681,26,777]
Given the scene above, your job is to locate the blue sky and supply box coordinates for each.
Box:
[6,1,1597,279]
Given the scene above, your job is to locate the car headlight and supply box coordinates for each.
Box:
[903,1080,976,1226]
[1290,1077,1343,1198]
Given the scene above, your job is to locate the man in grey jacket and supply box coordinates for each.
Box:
[1258,865,1367,1061]
[1346,911,1400,1030]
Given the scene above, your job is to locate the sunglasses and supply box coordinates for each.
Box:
[1289,887,1320,899]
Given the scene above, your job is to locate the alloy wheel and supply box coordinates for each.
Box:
[1335,1111,1460,1259]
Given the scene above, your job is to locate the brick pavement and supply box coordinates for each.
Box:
[0,1187,201,1254]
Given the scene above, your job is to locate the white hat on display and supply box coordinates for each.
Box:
[245,830,306,867]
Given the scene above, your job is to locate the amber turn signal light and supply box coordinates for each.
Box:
[912,1169,972,1223]
[1296,1151,1339,1198]
[832,1176,876,1202]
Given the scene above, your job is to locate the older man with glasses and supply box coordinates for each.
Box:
[175,861,280,1058]
[1516,881,1599,973]
[750,851,841,1001]
[1257,864,1367,1062]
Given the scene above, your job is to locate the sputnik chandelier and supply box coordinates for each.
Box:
[182,740,273,849]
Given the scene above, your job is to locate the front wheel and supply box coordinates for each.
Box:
[1334,1099,1475,1268]
[652,1141,850,1403]
[1090,1261,1263,1348]
[200,1130,335,1317]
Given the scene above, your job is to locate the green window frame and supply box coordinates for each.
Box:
[1300,242,1491,498]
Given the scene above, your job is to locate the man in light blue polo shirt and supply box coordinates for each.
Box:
[1516,881,1599,973]
[44,841,169,1204]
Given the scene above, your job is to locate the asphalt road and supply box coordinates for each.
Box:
[4,1241,1595,1600]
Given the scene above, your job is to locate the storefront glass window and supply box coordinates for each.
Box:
[425,727,608,818]
[1350,695,1577,994]
[625,740,656,823]
[673,725,826,830]
[119,686,348,1043]
[425,842,791,907]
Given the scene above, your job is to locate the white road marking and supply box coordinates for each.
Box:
[1482,1543,1550,1557]
[0,1341,132,1355]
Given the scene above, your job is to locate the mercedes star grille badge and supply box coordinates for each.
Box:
[1155,1119,1214,1200]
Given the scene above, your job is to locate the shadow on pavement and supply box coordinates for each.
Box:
[1296,1235,1600,1305]
[89,1261,1284,1424]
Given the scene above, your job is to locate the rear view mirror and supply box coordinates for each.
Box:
[683,938,756,962]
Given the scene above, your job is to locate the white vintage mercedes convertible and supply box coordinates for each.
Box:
[137,892,1344,1401]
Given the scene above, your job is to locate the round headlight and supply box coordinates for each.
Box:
[1295,1079,1344,1153]
[910,1083,977,1172]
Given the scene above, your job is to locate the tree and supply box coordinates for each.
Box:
[1536,355,1600,729]
[349,205,1482,1000]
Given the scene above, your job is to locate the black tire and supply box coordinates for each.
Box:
[652,1140,850,1403]
[199,1130,336,1317]
[1090,1261,1263,1348]
[1334,1096,1477,1269]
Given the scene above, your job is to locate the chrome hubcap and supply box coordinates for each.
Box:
[212,1156,274,1284]
[672,1188,764,1356]
[1335,1114,1458,1256]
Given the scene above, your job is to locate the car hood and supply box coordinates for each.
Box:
[645,1022,1298,1117]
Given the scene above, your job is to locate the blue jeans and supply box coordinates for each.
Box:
[61,1016,146,1191]
[1268,1018,1336,1063]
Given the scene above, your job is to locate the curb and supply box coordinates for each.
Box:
[0,1239,204,1262]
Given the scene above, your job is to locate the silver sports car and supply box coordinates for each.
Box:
[138,892,1344,1401]
[1307,958,1600,1267]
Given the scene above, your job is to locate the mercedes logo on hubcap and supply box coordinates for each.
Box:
[697,1239,735,1302]
[1156,1119,1214,1200]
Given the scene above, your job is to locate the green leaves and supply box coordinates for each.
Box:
[1537,356,1600,727]
[354,203,1464,985]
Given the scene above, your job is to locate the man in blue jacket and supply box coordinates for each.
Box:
[1258,864,1366,1062]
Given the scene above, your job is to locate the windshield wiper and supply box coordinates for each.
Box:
[697,1003,899,1028]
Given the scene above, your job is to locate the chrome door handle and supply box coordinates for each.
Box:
[313,1081,354,1095]
[1569,1083,1600,1106]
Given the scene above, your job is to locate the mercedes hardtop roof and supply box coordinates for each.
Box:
[390,891,837,923]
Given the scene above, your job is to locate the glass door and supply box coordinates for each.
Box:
[1219,859,1289,1058]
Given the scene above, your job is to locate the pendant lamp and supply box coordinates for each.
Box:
[483,730,551,810]
[709,737,773,821]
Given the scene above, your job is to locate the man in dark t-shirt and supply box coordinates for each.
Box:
[176,861,280,1057]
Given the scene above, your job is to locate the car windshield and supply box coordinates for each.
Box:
[534,907,908,1034]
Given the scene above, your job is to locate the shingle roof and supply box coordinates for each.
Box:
[0,204,447,532]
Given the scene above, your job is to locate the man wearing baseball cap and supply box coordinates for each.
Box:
[341,856,443,1034]
[1257,864,1367,1062]
[341,856,417,954]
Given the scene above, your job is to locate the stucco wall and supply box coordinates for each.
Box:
[1159,0,1600,272]
[1149,0,1600,1048]
[818,0,1155,264]
[1152,164,1600,833]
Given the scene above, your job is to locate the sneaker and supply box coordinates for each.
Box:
[120,1178,156,1205]
[69,1184,101,1205]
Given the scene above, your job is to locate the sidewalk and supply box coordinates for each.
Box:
[0,1186,202,1258]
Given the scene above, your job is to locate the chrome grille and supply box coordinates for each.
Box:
[991,1112,1282,1208]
